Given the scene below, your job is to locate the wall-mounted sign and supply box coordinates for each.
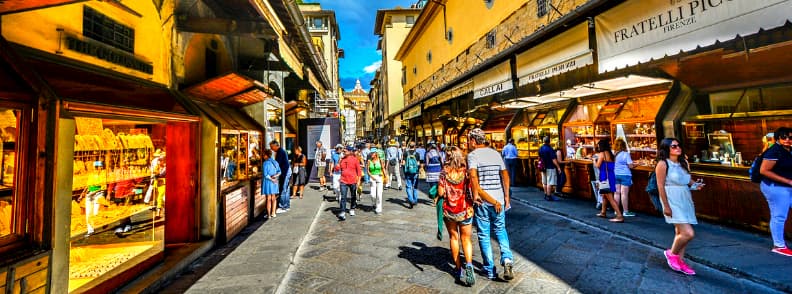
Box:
[403,105,422,120]
[473,62,512,99]
[66,36,153,74]
[517,23,592,86]
[596,0,792,73]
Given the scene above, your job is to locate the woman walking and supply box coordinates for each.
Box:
[424,143,443,208]
[613,138,636,217]
[367,150,386,214]
[594,139,624,222]
[261,150,281,218]
[657,138,704,275]
[437,146,477,286]
[290,146,308,199]
[759,127,792,256]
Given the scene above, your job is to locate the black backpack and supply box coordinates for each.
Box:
[749,150,767,183]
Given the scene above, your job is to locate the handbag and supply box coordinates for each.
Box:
[598,179,611,194]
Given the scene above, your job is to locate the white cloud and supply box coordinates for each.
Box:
[363,60,382,74]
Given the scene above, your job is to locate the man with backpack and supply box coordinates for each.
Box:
[403,142,421,207]
[386,140,403,190]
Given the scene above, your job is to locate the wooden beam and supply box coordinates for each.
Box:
[176,16,277,39]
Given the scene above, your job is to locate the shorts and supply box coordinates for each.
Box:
[317,166,326,177]
[615,174,633,186]
[542,168,558,186]
[445,216,473,225]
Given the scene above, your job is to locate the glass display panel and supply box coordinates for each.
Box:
[0,109,19,238]
[248,132,261,175]
[221,132,240,185]
[69,117,164,293]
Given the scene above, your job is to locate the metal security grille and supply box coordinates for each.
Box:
[83,6,135,53]
[537,0,549,17]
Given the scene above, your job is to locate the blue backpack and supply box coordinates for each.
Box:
[749,151,767,183]
[404,151,419,174]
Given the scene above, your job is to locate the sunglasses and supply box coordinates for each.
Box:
[670,144,681,149]
[779,135,791,140]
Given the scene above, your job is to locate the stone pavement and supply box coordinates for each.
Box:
[160,192,325,294]
[158,181,786,293]
[511,186,792,293]
[279,183,780,293]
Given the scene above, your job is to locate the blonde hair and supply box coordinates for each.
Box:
[445,146,466,170]
[613,138,628,153]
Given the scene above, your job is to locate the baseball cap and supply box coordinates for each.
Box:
[468,128,486,142]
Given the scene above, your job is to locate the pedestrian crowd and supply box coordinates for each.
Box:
[262,125,791,285]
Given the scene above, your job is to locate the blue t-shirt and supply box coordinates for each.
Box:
[415,147,426,162]
[762,144,792,187]
[538,144,556,170]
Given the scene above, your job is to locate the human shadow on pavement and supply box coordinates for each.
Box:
[398,241,488,283]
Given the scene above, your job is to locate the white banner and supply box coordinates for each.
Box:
[306,125,331,160]
[596,0,792,73]
[473,61,513,99]
[517,23,592,86]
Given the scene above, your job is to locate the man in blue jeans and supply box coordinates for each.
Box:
[402,142,420,206]
[466,128,514,281]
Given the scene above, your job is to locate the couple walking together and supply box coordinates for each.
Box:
[435,128,515,286]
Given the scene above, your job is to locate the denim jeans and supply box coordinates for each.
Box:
[339,183,358,213]
[404,173,418,204]
[504,158,518,186]
[760,182,792,248]
[278,166,292,209]
[474,204,513,276]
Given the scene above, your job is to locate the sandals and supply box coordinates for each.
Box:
[596,213,607,218]
[609,217,625,223]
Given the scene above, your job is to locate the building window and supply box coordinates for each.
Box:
[484,0,494,9]
[426,51,432,64]
[406,15,415,25]
[0,108,21,241]
[537,0,550,17]
[83,6,135,53]
[486,29,497,49]
[401,67,407,85]
[413,66,417,75]
[446,28,454,43]
[309,17,327,29]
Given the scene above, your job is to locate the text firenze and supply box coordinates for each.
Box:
[613,0,734,43]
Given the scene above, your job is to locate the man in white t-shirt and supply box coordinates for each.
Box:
[467,128,514,281]
[315,141,329,191]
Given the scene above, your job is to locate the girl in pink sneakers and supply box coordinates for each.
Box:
[656,138,705,275]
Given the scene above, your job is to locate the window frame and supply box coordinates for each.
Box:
[82,6,135,53]
[0,101,34,257]
[537,0,550,17]
[486,29,497,49]
[406,15,416,25]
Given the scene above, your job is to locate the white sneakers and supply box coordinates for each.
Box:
[276,208,288,213]
[349,209,356,216]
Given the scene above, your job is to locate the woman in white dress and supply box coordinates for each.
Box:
[656,138,705,276]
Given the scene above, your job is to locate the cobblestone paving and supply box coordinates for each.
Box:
[280,185,781,294]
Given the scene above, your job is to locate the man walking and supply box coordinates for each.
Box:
[330,144,344,200]
[502,138,518,186]
[315,141,329,191]
[386,140,403,190]
[402,142,420,207]
[467,128,514,281]
[337,145,362,220]
[271,141,291,214]
[539,136,562,201]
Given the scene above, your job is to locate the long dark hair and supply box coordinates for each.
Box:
[597,139,614,161]
[657,138,689,172]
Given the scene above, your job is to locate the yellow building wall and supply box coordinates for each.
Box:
[401,0,527,91]
[383,12,415,119]
[1,0,174,85]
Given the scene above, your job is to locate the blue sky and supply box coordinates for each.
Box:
[304,0,415,91]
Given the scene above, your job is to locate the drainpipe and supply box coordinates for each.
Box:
[284,0,332,91]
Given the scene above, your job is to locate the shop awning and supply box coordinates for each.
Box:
[516,23,593,86]
[193,99,262,131]
[595,0,792,73]
[25,57,191,114]
[183,72,273,107]
[0,0,88,14]
[473,61,512,99]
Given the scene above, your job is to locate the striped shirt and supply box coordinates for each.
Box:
[467,147,507,206]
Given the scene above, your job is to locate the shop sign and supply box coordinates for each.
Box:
[66,36,153,74]
[517,23,592,86]
[404,105,422,120]
[451,80,474,98]
[473,62,513,99]
[596,0,792,73]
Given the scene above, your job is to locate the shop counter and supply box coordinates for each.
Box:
[568,160,594,199]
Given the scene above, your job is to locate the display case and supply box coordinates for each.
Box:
[248,131,262,175]
[564,102,608,159]
[510,111,536,159]
[0,109,18,238]
[68,118,165,293]
[609,94,664,164]
[221,131,241,185]
[482,112,516,151]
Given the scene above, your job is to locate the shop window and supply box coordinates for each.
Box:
[0,108,19,240]
[537,0,550,17]
[83,6,135,53]
[486,30,497,49]
[69,117,165,292]
[406,15,415,25]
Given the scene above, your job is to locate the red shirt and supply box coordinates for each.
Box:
[339,154,362,184]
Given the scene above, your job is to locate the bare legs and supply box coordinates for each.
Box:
[599,192,624,222]
[444,220,474,271]
[671,224,695,257]
[615,184,630,213]
[291,184,306,199]
[267,194,277,217]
